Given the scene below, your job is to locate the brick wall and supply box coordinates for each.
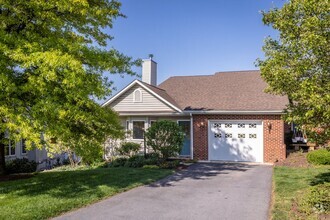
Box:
[192,114,286,163]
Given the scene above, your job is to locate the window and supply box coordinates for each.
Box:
[133,89,142,102]
[238,123,245,128]
[133,121,145,139]
[225,123,232,128]
[238,134,245,138]
[21,139,27,154]
[150,120,156,127]
[5,140,15,156]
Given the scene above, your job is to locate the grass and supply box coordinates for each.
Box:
[0,166,173,220]
[272,165,330,220]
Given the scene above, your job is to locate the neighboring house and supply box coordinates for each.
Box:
[4,138,49,169]
[102,58,290,163]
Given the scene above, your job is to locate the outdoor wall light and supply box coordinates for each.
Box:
[267,122,272,130]
[199,121,205,128]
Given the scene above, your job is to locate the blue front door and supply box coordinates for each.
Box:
[178,121,191,156]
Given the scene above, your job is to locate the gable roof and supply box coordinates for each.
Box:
[139,81,182,110]
[102,80,182,112]
[158,70,288,112]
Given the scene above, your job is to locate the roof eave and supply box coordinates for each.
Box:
[183,110,285,115]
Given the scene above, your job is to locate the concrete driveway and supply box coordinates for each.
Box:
[54,162,273,220]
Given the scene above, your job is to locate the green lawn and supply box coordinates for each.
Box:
[272,166,330,220]
[0,167,173,220]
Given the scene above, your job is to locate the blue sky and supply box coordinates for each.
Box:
[104,0,284,99]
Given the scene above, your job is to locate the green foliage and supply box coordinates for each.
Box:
[0,0,139,170]
[124,155,145,168]
[5,158,37,174]
[158,160,180,169]
[109,157,128,167]
[257,0,330,145]
[142,165,159,169]
[0,167,172,219]
[108,153,181,169]
[300,183,330,214]
[145,120,185,159]
[273,166,330,219]
[307,149,330,165]
[118,142,141,156]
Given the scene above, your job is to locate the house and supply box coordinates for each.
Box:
[4,134,67,170]
[103,58,290,163]
[4,138,49,169]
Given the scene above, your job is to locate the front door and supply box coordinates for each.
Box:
[178,121,191,156]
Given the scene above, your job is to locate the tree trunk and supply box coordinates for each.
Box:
[0,133,6,175]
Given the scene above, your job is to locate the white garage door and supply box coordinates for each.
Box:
[208,120,263,162]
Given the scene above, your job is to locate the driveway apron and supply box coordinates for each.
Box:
[54,162,273,220]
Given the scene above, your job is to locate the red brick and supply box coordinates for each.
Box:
[192,114,286,163]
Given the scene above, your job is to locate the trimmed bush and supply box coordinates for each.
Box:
[118,142,141,156]
[109,157,128,167]
[307,149,330,165]
[145,120,184,159]
[124,155,145,168]
[5,158,37,174]
[144,152,163,165]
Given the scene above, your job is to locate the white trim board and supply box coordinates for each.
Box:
[101,80,182,113]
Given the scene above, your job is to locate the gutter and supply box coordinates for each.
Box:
[183,110,285,115]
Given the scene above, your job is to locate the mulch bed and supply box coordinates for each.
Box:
[0,173,34,182]
[275,151,311,168]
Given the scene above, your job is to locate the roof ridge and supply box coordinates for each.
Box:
[163,70,260,80]
[214,70,260,74]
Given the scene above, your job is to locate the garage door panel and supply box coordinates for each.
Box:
[209,121,263,162]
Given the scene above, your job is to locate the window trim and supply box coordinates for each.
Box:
[126,120,130,131]
[149,120,156,128]
[132,120,145,140]
[21,139,27,155]
[5,140,16,157]
[133,89,143,103]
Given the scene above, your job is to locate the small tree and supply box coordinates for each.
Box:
[257,0,330,146]
[144,120,184,159]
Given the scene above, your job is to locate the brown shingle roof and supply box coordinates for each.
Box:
[139,80,182,110]
[158,70,288,111]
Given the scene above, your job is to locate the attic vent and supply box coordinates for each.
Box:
[133,89,142,102]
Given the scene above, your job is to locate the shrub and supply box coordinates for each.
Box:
[307,149,330,165]
[300,183,330,214]
[109,157,128,167]
[124,155,145,168]
[118,142,141,156]
[145,120,185,159]
[144,152,163,165]
[159,160,180,169]
[5,158,38,174]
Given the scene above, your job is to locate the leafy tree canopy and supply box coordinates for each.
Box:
[257,0,330,144]
[0,0,138,171]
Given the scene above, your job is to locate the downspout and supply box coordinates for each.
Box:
[190,113,193,160]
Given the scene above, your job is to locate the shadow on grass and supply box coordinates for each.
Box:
[0,167,171,199]
[310,171,330,186]
[149,162,256,187]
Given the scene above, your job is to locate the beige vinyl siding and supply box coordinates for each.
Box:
[110,84,176,113]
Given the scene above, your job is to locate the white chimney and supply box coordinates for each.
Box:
[142,56,157,86]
